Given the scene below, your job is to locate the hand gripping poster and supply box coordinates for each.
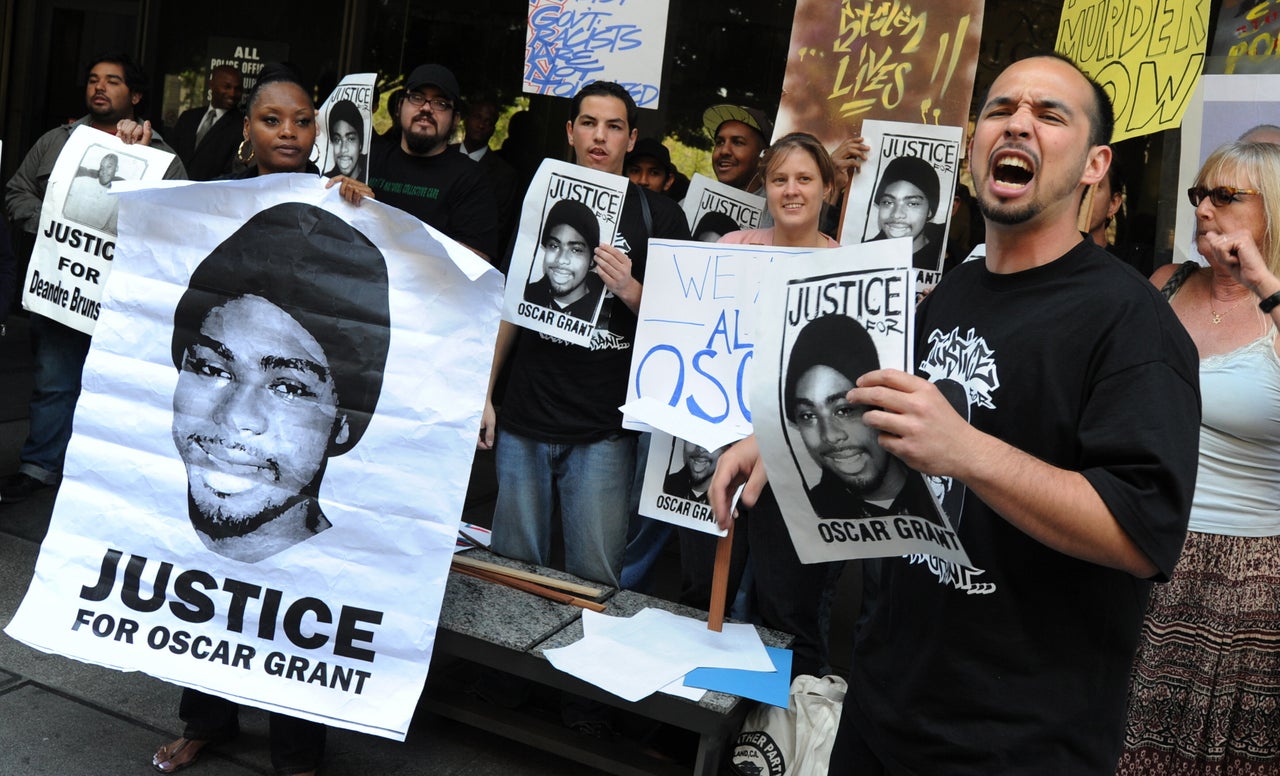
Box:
[314,73,375,183]
[23,125,176,335]
[841,120,963,289]
[774,0,984,148]
[681,174,767,240]
[503,159,627,347]
[750,240,970,566]
[5,174,504,740]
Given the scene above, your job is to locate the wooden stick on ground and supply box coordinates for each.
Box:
[452,563,607,613]
[707,521,735,632]
[452,553,604,598]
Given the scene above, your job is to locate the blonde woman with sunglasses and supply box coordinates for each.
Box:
[1118,140,1280,774]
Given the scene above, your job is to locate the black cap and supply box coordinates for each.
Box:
[405,64,460,104]
[625,137,673,173]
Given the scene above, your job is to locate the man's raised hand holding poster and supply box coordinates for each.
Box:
[315,73,375,183]
[23,125,175,335]
[503,159,628,347]
[6,174,503,740]
[750,240,970,566]
[681,174,766,241]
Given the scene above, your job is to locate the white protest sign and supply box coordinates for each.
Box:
[5,174,504,741]
[504,159,627,347]
[681,174,766,238]
[524,0,671,108]
[23,125,176,335]
[623,238,816,450]
[637,430,728,536]
[751,240,971,566]
[841,120,963,291]
[314,73,375,183]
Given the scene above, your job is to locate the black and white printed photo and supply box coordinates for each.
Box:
[63,145,147,234]
[866,155,946,272]
[523,197,605,322]
[170,203,390,562]
[323,99,367,180]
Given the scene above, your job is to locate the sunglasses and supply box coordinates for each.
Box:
[1186,185,1261,207]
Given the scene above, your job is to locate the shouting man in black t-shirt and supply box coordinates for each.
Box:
[480,81,689,587]
[711,54,1201,775]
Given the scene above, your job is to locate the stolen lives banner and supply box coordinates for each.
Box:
[6,175,503,740]
[750,240,970,566]
[23,125,176,335]
[775,0,984,147]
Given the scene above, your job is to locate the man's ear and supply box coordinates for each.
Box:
[130,91,141,107]
[626,128,637,153]
[332,414,351,447]
[1081,144,1112,188]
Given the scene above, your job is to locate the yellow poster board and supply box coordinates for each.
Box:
[1056,0,1211,142]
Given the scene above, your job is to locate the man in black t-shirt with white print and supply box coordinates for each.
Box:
[712,54,1201,775]
[479,82,688,588]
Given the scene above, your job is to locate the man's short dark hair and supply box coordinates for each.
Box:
[171,203,391,455]
[875,155,941,216]
[210,64,241,81]
[540,198,600,249]
[784,314,879,423]
[569,81,638,132]
[85,52,147,95]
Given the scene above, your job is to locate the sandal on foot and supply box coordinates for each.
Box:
[152,737,207,773]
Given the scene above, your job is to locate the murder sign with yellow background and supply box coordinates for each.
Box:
[1056,0,1211,142]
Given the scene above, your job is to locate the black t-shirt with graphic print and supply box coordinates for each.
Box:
[500,184,689,443]
[847,239,1200,775]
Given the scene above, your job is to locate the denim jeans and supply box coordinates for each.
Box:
[19,315,91,483]
[490,429,636,587]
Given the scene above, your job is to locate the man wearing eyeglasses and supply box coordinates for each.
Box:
[367,63,499,261]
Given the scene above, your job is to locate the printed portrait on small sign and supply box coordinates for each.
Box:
[63,144,149,235]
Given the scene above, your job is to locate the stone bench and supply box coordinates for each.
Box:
[423,549,792,776]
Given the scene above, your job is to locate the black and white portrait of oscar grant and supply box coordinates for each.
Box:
[169,202,391,563]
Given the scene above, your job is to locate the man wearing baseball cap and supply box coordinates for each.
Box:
[367,63,498,260]
[703,104,773,192]
[624,137,676,194]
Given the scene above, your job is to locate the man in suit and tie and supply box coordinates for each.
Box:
[171,65,244,181]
